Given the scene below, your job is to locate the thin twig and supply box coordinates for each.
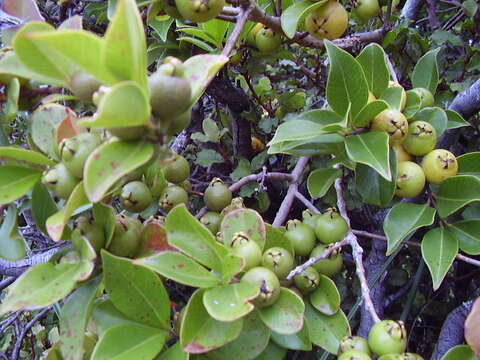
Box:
[272,157,310,226]
[230,172,293,193]
[424,0,441,29]
[354,230,480,267]
[286,239,349,279]
[0,246,65,277]
[222,6,241,16]
[223,6,253,57]
[294,190,320,214]
[334,171,381,323]
[0,277,15,291]
[0,312,20,335]
[221,0,385,49]
[385,54,399,83]
[11,307,52,360]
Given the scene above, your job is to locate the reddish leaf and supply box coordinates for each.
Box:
[55,111,82,146]
[137,217,177,257]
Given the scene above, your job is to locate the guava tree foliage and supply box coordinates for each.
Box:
[0,0,479,359]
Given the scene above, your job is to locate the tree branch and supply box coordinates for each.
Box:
[430,300,474,360]
[222,6,252,56]
[226,0,386,50]
[286,238,349,279]
[435,79,480,151]
[11,307,52,360]
[335,174,381,324]
[272,156,310,226]
[355,230,480,267]
[424,0,441,29]
[401,0,424,21]
[0,247,64,277]
[294,190,320,214]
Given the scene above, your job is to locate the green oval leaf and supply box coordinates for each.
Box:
[0,165,42,205]
[446,109,470,130]
[134,251,221,288]
[264,224,294,256]
[304,302,350,354]
[441,345,477,360]
[13,21,68,84]
[92,299,139,335]
[379,86,404,111]
[80,81,150,128]
[180,289,243,354]
[295,109,344,129]
[0,206,26,261]
[403,90,422,119]
[356,43,389,98]
[309,274,340,315]
[257,288,304,335]
[280,0,328,39]
[46,182,89,241]
[103,0,148,90]
[205,311,270,360]
[31,181,58,234]
[353,100,389,127]
[59,277,101,360]
[448,220,480,255]
[184,54,229,107]
[84,140,153,202]
[0,146,55,166]
[436,175,480,218]
[383,203,436,255]
[178,37,217,53]
[268,133,344,156]
[93,203,116,248]
[165,205,226,272]
[325,40,369,119]
[0,262,85,315]
[102,251,170,329]
[203,282,259,322]
[421,228,458,291]
[267,119,327,146]
[0,50,65,87]
[27,30,116,85]
[411,48,441,95]
[307,168,342,199]
[256,341,287,359]
[355,156,397,207]
[413,107,448,136]
[345,132,391,181]
[457,152,480,175]
[157,343,188,360]
[220,208,266,249]
[70,235,98,281]
[270,322,312,351]
[91,323,166,360]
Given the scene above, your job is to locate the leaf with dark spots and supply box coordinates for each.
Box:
[59,277,101,360]
[102,251,170,329]
[84,140,153,202]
